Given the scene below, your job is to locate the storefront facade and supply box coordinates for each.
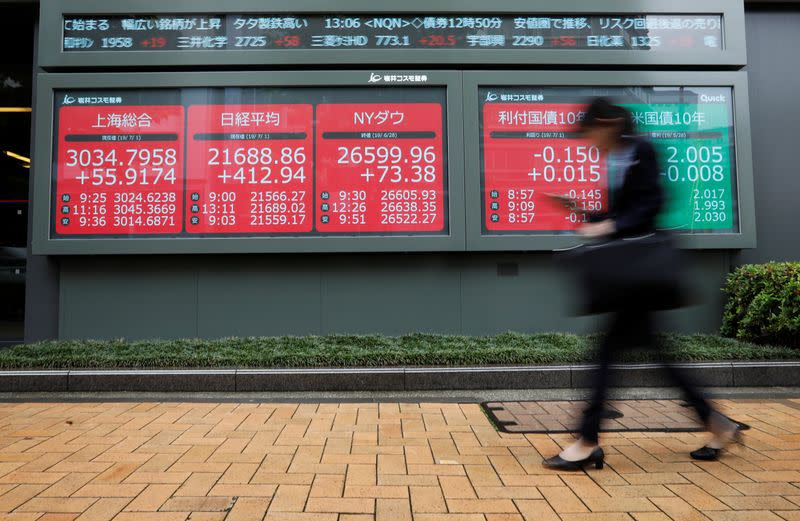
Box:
[6,0,799,343]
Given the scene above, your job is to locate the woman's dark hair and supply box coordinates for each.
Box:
[580,97,636,139]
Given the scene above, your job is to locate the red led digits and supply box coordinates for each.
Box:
[55,105,184,236]
[418,35,457,47]
[185,104,314,234]
[482,103,608,232]
[315,103,445,233]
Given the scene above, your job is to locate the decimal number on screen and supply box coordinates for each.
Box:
[380,189,438,202]
[692,188,727,212]
[250,214,306,226]
[250,190,306,203]
[664,145,726,183]
[66,148,178,187]
[111,192,177,204]
[216,166,306,185]
[209,146,307,185]
[208,146,306,166]
[66,148,177,168]
[337,145,435,165]
[381,213,438,225]
[528,145,601,183]
[111,215,176,227]
[337,145,438,183]
[381,200,437,213]
[75,167,176,186]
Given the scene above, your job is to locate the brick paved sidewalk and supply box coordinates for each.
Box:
[0,399,799,521]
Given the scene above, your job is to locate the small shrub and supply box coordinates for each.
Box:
[721,262,800,347]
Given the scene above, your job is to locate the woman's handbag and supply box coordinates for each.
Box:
[559,232,690,315]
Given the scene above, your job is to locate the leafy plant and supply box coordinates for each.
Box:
[721,262,800,347]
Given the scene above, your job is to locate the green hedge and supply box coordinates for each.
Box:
[721,262,800,347]
[0,333,797,369]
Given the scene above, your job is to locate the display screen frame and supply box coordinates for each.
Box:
[38,0,746,68]
[463,70,755,250]
[32,70,466,254]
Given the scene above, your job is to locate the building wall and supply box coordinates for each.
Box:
[28,6,798,342]
[56,251,730,339]
[738,6,800,263]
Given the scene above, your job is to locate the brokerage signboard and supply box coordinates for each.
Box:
[62,14,723,52]
[51,87,448,238]
[479,86,738,235]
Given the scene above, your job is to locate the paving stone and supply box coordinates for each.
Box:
[0,398,799,521]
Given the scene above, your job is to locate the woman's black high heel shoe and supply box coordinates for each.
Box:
[690,423,744,461]
[543,447,605,471]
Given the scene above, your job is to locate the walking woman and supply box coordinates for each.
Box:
[542,98,741,471]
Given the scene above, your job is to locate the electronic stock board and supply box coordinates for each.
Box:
[466,72,755,250]
[32,1,754,253]
[34,72,464,253]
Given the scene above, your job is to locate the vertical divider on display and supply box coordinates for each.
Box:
[462,72,484,252]
[182,94,189,234]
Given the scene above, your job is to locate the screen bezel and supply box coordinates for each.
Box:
[32,70,466,254]
[463,70,755,250]
[38,0,746,68]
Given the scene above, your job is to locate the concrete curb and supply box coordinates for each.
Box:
[0,361,798,392]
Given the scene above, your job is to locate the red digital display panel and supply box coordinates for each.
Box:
[315,103,445,233]
[482,103,607,232]
[54,104,184,235]
[51,88,449,240]
[186,104,313,234]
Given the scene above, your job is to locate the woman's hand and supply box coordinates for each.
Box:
[579,220,616,238]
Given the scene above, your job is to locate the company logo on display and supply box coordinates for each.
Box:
[62,94,76,105]
[368,72,429,84]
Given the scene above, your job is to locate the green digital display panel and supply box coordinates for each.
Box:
[479,85,738,235]
[622,90,735,231]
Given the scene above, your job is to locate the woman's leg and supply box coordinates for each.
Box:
[662,359,712,425]
[577,316,619,445]
[657,338,738,451]
[576,308,648,444]
[546,309,645,467]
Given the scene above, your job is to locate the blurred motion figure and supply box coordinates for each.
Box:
[542,98,742,471]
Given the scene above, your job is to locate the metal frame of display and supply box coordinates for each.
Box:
[39,0,745,68]
[31,70,466,254]
[462,70,756,250]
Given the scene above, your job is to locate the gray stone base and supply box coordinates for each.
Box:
[0,362,798,392]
